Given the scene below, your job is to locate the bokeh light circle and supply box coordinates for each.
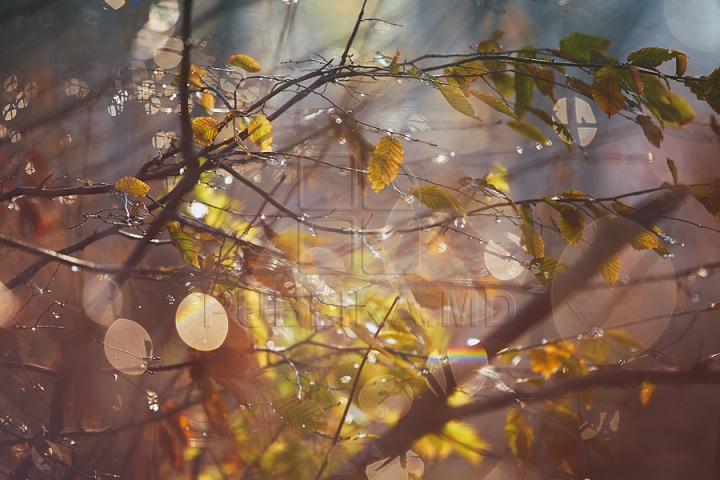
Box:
[0,281,16,327]
[484,233,526,281]
[82,275,123,326]
[175,293,229,351]
[104,318,152,375]
[358,375,413,423]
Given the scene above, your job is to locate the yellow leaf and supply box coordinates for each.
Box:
[592,65,624,118]
[451,60,488,83]
[529,257,568,287]
[175,65,206,88]
[578,336,610,363]
[389,48,401,75]
[273,396,327,431]
[640,380,656,406]
[437,80,479,120]
[442,421,489,464]
[411,185,465,215]
[529,347,563,380]
[248,115,273,151]
[192,116,220,146]
[115,176,150,197]
[604,329,646,352]
[630,230,660,250]
[228,54,261,73]
[287,297,312,329]
[167,221,200,268]
[505,410,534,464]
[558,207,585,246]
[469,89,516,118]
[199,91,215,114]
[367,135,404,192]
[507,120,549,145]
[675,52,687,77]
[600,254,620,289]
[327,445,351,474]
[519,203,544,258]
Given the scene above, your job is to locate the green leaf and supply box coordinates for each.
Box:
[438,80,479,120]
[167,221,200,268]
[627,47,681,69]
[115,176,150,197]
[411,185,465,215]
[635,115,663,148]
[559,190,590,200]
[228,54,261,73]
[667,158,679,185]
[505,410,534,465]
[557,32,611,63]
[514,64,535,118]
[604,329,646,352]
[469,89,516,118]
[367,136,404,193]
[545,428,578,474]
[592,66,624,118]
[507,120,549,145]
[704,67,720,115]
[490,71,515,99]
[248,115,273,151]
[600,254,620,289]
[273,396,328,431]
[643,75,696,127]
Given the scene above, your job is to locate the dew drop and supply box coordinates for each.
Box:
[516,146,523,154]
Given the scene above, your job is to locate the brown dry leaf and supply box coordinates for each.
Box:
[190,321,258,405]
